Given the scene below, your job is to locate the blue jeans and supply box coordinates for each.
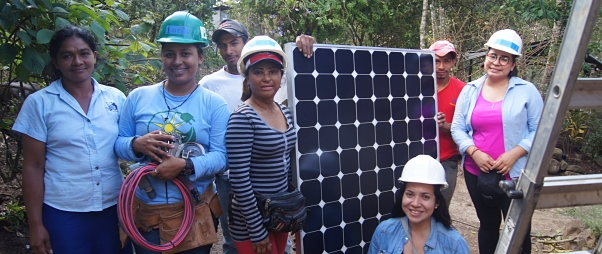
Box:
[133,214,219,254]
[217,174,293,254]
[216,174,239,254]
[42,204,133,254]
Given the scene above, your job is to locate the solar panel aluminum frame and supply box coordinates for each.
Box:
[284,43,440,254]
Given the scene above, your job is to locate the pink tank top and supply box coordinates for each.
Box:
[464,92,506,176]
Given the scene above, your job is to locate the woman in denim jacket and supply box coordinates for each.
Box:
[451,29,544,254]
[368,155,469,254]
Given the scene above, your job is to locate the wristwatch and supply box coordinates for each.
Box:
[182,158,195,176]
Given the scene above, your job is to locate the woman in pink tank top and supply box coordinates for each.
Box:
[450,29,544,254]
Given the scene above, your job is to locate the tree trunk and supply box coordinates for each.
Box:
[540,23,562,91]
[540,0,566,92]
[439,6,445,39]
[430,3,437,40]
[420,0,429,49]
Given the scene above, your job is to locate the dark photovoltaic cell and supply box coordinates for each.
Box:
[285,43,439,254]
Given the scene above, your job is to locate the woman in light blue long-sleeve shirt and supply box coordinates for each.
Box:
[450,29,543,254]
[114,12,229,254]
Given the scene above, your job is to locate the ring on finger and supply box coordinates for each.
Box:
[154,168,158,174]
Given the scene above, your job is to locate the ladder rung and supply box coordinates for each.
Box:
[535,174,602,209]
[568,78,602,109]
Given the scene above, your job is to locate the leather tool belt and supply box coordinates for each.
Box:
[122,185,223,253]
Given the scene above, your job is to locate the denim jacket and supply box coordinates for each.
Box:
[368,217,469,254]
[450,75,544,178]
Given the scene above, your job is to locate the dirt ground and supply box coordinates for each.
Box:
[208,169,583,254]
[449,169,582,253]
[0,163,596,254]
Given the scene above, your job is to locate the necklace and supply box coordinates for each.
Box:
[162,81,199,121]
[483,79,507,109]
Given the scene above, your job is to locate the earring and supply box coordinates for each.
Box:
[435,206,439,209]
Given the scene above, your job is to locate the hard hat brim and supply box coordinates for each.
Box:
[400,178,449,190]
[238,50,288,77]
[485,44,522,57]
[157,38,208,47]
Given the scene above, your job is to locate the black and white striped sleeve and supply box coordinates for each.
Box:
[226,111,268,243]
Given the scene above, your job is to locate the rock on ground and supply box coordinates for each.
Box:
[552,148,563,160]
[548,159,560,175]
[566,165,585,174]
[560,159,569,171]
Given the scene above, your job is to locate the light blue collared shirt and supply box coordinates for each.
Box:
[12,78,126,212]
[368,217,469,254]
[451,75,544,178]
[115,82,229,204]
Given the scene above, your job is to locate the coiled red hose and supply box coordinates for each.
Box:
[118,163,195,252]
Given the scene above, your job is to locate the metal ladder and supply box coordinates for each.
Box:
[495,0,602,253]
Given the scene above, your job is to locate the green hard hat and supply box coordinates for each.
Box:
[157,11,209,46]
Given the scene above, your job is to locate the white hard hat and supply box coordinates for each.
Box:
[237,35,288,77]
[484,29,523,57]
[399,155,448,189]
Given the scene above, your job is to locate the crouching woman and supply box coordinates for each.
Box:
[368,155,469,254]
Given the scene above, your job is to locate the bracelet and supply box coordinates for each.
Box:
[131,136,138,149]
[470,148,480,157]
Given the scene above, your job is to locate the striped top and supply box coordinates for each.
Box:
[226,103,297,243]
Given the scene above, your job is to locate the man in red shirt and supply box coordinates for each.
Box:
[429,40,466,207]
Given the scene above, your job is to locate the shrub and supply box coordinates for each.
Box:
[0,201,26,232]
[582,110,602,159]
[561,109,588,155]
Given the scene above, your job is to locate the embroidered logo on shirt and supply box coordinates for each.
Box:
[106,102,118,112]
[449,99,457,107]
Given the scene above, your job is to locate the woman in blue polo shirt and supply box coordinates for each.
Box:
[13,26,131,254]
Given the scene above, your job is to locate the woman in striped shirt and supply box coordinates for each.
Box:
[225,36,297,254]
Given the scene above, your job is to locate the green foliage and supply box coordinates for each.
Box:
[588,18,602,60]
[500,0,566,24]
[564,205,602,237]
[229,0,345,45]
[582,110,602,159]
[116,0,217,89]
[0,201,26,232]
[0,0,131,184]
[561,109,588,156]
[0,0,135,89]
[229,0,423,48]
[339,0,423,47]
[120,0,216,42]
[0,0,220,187]
[560,109,602,160]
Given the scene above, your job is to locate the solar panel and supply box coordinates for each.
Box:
[285,43,439,254]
